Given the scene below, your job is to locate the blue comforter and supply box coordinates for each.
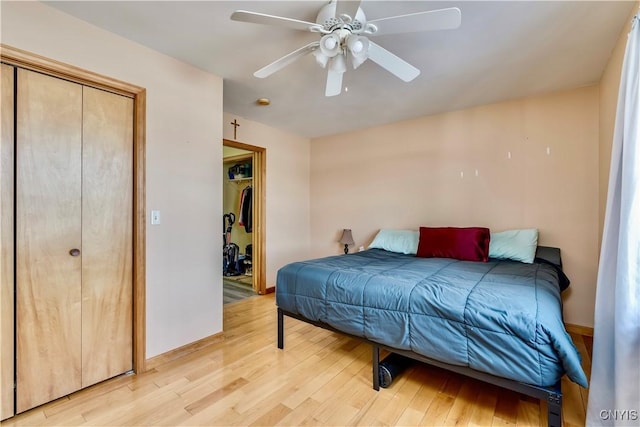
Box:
[276,249,588,388]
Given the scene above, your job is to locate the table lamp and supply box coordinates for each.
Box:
[339,229,355,254]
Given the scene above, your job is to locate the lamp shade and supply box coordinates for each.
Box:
[347,34,369,69]
[319,33,341,58]
[339,229,355,245]
[313,50,330,68]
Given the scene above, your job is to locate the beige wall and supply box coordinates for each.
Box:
[223,113,311,286]
[598,3,639,245]
[2,2,224,358]
[311,86,599,327]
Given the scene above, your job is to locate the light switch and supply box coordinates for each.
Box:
[151,210,161,225]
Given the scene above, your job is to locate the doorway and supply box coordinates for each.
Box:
[222,139,265,302]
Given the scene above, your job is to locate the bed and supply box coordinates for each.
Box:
[275,241,588,427]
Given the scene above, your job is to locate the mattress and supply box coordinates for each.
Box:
[275,248,588,388]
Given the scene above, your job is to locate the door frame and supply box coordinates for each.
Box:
[223,139,266,294]
[1,62,15,421]
[1,45,147,374]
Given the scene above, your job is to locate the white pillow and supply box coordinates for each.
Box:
[369,229,419,255]
[489,228,539,263]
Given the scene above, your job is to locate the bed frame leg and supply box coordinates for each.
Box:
[277,308,284,349]
[547,391,562,427]
[372,345,380,391]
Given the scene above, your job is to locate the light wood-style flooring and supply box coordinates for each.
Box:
[1,294,591,426]
[223,276,256,305]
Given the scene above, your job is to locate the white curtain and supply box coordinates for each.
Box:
[586,13,640,427]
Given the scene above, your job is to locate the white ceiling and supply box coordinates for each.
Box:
[46,1,635,138]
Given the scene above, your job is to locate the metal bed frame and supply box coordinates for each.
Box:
[277,307,563,427]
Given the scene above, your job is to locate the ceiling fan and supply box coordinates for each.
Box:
[230,1,461,97]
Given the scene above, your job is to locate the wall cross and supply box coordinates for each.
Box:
[230,119,240,140]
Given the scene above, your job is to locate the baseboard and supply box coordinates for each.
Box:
[264,286,275,294]
[145,332,225,370]
[565,323,594,337]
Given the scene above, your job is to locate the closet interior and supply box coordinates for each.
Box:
[222,148,256,303]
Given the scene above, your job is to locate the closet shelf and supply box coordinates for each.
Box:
[229,177,252,182]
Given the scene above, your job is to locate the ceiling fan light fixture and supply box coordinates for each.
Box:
[347,34,369,69]
[313,50,330,68]
[351,54,367,70]
[347,35,369,54]
[319,33,341,57]
[324,37,337,50]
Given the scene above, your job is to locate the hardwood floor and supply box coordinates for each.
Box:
[1,294,591,426]
[223,276,256,305]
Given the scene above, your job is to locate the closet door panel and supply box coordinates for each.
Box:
[81,86,133,387]
[1,63,15,421]
[16,69,83,412]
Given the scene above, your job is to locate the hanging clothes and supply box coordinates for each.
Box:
[238,185,252,233]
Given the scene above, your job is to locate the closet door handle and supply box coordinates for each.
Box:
[69,248,81,257]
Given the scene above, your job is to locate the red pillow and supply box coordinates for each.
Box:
[416,227,490,262]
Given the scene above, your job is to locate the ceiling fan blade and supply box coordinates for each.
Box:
[325,69,343,97]
[254,42,320,78]
[335,0,361,21]
[231,10,319,32]
[368,7,461,36]
[367,41,420,82]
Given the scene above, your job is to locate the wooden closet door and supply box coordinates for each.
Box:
[15,69,83,412]
[1,64,15,421]
[81,86,133,387]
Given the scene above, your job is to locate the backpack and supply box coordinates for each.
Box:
[223,243,242,276]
